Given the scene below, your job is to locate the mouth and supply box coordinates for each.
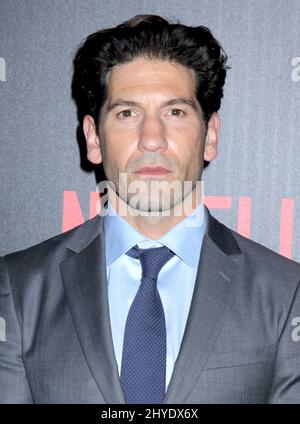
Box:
[133,166,172,176]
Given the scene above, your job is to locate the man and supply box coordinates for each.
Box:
[1,14,300,404]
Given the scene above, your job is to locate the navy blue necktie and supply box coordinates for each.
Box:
[120,244,175,404]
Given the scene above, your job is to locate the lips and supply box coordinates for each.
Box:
[134,166,171,176]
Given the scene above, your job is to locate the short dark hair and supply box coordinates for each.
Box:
[72,14,228,127]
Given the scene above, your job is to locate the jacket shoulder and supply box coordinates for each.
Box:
[207,211,300,283]
[227,225,300,289]
[3,214,103,270]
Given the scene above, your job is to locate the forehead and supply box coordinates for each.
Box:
[105,57,197,100]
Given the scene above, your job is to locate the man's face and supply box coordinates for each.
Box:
[84,57,219,212]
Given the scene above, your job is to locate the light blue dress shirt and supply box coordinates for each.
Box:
[103,200,206,390]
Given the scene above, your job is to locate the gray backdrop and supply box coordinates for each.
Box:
[1,0,300,261]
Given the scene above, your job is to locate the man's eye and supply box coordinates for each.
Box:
[117,110,135,119]
[170,108,185,117]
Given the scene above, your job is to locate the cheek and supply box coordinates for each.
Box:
[168,125,203,157]
[102,123,138,155]
[102,135,135,173]
[173,132,204,177]
[168,119,202,141]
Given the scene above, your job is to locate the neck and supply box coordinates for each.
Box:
[105,185,203,239]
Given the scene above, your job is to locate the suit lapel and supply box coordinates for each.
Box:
[164,212,242,404]
[60,216,125,404]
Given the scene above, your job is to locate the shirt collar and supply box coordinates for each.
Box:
[103,200,206,268]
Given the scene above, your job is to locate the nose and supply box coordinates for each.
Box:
[137,115,168,152]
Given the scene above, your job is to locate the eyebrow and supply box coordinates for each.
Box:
[106,98,198,112]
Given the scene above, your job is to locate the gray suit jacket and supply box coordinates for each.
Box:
[1,209,300,404]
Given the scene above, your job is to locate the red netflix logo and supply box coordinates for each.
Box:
[62,192,294,259]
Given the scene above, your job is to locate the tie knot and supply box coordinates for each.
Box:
[126,244,175,280]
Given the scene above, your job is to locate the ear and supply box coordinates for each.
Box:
[83,115,102,164]
[204,112,220,162]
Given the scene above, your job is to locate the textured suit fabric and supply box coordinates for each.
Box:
[1,208,300,404]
